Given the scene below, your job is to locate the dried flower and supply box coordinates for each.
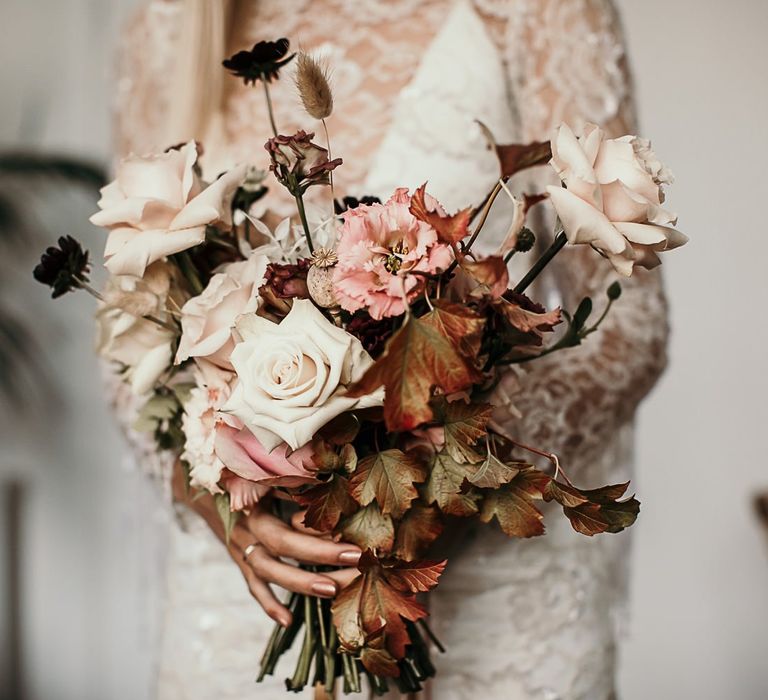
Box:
[345,314,394,358]
[265,131,342,194]
[33,235,90,298]
[310,247,338,268]
[307,248,339,309]
[260,259,311,315]
[295,52,333,120]
[222,38,295,85]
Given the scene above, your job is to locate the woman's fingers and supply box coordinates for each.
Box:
[325,568,360,589]
[245,544,341,597]
[236,558,292,627]
[290,509,327,536]
[245,509,361,566]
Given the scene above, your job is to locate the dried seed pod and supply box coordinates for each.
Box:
[307,248,339,309]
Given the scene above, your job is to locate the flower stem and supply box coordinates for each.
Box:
[175,251,204,295]
[73,277,103,301]
[294,192,316,254]
[263,81,279,137]
[512,230,567,295]
[321,118,335,203]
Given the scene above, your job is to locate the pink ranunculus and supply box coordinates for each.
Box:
[219,471,271,512]
[214,419,317,490]
[333,188,453,320]
[90,141,246,277]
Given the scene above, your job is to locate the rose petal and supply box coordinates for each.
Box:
[547,186,626,254]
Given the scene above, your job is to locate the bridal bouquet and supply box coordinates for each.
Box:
[34,39,687,695]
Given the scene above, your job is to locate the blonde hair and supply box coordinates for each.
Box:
[166,0,234,144]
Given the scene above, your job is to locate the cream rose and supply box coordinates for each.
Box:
[175,251,268,368]
[547,123,688,276]
[223,299,383,451]
[95,265,174,395]
[90,141,246,277]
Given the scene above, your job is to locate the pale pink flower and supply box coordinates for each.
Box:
[333,188,453,320]
[220,472,270,512]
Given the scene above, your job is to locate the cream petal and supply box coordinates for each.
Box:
[579,123,604,165]
[550,123,596,180]
[170,164,247,231]
[614,222,680,247]
[104,226,206,277]
[90,197,178,230]
[547,186,626,254]
[600,180,655,223]
[594,138,660,204]
[604,251,636,277]
[130,341,172,395]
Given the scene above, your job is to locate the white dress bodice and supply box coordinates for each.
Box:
[111,1,668,698]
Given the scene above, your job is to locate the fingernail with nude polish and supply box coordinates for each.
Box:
[338,550,361,565]
[311,581,337,597]
[278,613,292,628]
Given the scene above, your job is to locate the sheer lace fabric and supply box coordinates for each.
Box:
[112,1,667,698]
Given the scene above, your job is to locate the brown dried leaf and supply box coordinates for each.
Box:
[409,182,471,245]
[424,450,480,517]
[461,256,509,299]
[544,480,640,536]
[348,307,483,431]
[384,559,447,593]
[349,449,426,518]
[435,400,492,465]
[469,454,527,489]
[479,467,550,538]
[393,503,444,561]
[295,474,357,532]
[339,503,394,552]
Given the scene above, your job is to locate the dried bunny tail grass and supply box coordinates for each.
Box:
[295,52,333,120]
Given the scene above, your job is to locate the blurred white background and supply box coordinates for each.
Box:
[0,1,766,699]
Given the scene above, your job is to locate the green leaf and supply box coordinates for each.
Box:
[424,451,480,516]
[214,493,240,545]
[571,296,593,332]
[469,454,527,489]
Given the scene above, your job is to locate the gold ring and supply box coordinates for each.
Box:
[243,543,259,561]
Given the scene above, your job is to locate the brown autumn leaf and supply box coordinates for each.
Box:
[478,466,550,538]
[384,559,447,593]
[310,439,357,474]
[434,400,492,464]
[461,256,509,299]
[544,480,640,536]
[476,122,552,178]
[339,502,395,552]
[332,550,429,664]
[424,450,481,517]
[316,411,361,445]
[393,502,444,561]
[360,630,400,677]
[494,292,562,353]
[349,449,426,519]
[295,474,357,532]
[423,299,485,359]
[348,307,483,431]
[409,182,471,245]
[469,454,529,489]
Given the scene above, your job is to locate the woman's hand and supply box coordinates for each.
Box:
[172,462,360,627]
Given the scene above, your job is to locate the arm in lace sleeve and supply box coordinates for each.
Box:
[488,0,669,471]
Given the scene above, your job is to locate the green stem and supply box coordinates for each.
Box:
[287,595,316,690]
[176,251,204,295]
[294,191,315,254]
[263,81,278,137]
[512,230,567,295]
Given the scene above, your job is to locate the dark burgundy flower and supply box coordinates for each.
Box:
[346,314,395,358]
[260,260,311,316]
[222,38,295,85]
[265,131,342,194]
[333,195,382,215]
[33,235,90,298]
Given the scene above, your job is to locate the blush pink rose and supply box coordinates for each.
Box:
[547,123,688,276]
[214,419,316,490]
[333,188,453,320]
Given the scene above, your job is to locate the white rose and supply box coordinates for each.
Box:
[95,266,174,395]
[223,299,383,451]
[90,141,246,277]
[175,251,269,368]
[546,123,688,276]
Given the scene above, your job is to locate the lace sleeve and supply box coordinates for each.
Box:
[482,0,669,477]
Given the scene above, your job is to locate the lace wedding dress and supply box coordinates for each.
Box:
[112,1,668,698]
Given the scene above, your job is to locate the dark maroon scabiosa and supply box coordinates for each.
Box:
[260,259,311,316]
[222,38,295,85]
[333,195,382,215]
[265,130,342,194]
[33,235,91,298]
[345,314,395,358]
